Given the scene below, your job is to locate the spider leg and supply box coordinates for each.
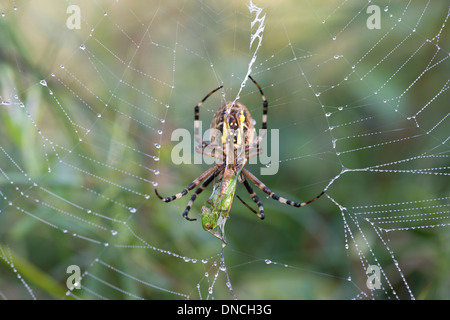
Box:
[246,144,263,159]
[182,170,218,221]
[155,164,221,203]
[195,85,223,146]
[243,168,325,208]
[195,145,215,157]
[195,144,224,164]
[248,75,268,147]
[239,177,265,219]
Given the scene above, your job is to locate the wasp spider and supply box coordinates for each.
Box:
[155,75,325,223]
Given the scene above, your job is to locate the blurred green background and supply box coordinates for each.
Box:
[0,0,449,299]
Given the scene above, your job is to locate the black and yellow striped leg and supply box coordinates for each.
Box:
[241,177,265,219]
[155,164,221,203]
[242,168,325,208]
[194,85,223,146]
[182,170,218,221]
[248,75,268,147]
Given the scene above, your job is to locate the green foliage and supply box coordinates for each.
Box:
[0,1,448,300]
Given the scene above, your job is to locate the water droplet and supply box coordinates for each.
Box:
[338,106,343,111]
[384,6,388,12]
[332,138,337,148]
[40,80,47,86]
[111,230,118,236]
[154,143,161,149]
[208,287,213,294]
[264,259,272,264]
[80,44,86,50]
[334,54,340,59]
[325,112,332,117]
[129,207,136,213]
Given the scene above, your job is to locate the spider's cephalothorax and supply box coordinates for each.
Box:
[210,101,255,147]
[155,75,325,243]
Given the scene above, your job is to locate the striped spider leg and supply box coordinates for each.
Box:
[155,164,221,221]
[242,168,325,209]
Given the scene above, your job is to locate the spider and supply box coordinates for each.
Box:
[155,75,325,240]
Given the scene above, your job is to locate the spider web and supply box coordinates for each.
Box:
[0,0,449,300]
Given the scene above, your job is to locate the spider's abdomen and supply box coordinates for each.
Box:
[210,102,255,148]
